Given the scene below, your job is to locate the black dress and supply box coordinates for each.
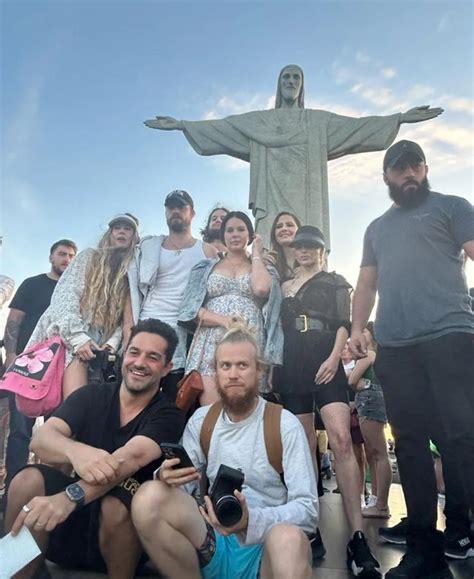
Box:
[273,271,352,409]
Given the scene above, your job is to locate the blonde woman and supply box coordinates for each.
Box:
[28,214,139,398]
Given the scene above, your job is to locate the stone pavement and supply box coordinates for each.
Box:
[2,480,474,578]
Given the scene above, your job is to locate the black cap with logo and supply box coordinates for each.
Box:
[164,190,194,208]
[383,140,426,171]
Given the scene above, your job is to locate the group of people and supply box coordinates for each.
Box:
[0,138,473,579]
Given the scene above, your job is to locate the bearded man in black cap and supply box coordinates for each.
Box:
[350,140,474,579]
[127,191,217,399]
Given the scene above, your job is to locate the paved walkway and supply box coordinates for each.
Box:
[312,481,473,578]
[2,481,473,578]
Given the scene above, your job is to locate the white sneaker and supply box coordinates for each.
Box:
[366,494,378,508]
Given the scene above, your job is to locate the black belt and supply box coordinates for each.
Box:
[294,315,326,332]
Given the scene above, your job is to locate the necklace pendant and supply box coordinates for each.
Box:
[174,250,182,256]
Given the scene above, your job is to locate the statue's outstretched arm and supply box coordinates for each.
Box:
[400,105,444,124]
[144,116,184,130]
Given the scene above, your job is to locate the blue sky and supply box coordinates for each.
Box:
[1,0,473,309]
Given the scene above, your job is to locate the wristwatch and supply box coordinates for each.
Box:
[64,483,86,510]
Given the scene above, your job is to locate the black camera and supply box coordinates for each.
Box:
[88,350,118,384]
[209,464,245,527]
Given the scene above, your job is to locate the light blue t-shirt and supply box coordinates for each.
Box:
[361,191,474,346]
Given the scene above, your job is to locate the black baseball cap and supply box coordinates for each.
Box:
[164,190,194,208]
[289,225,326,248]
[383,140,426,170]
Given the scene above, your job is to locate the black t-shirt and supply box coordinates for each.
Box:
[9,273,57,352]
[52,382,186,483]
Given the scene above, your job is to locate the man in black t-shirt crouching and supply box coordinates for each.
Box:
[5,318,186,579]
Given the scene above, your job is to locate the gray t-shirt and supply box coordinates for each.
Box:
[361,191,474,346]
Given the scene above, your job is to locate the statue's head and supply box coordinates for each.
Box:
[275,64,305,109]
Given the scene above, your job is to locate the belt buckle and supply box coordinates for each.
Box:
[299,314,308,333]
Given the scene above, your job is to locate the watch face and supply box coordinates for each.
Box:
[66,483,85,503]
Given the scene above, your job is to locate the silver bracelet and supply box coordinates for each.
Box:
[251,256,261,261]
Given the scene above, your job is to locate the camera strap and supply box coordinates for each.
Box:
[199,400,284,475]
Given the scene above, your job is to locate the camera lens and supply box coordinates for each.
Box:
[214,495,243,527]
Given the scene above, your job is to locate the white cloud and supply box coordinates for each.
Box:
[328,153,383,196]
[203,93,270,119]
[406,84,435,101]
[350,83,395,108]
[438,95,474,116]
[382,67,396,79]
[328,118,474,198]
[332,50,472,122]
[208,155,248,172]
[305,96,366,117]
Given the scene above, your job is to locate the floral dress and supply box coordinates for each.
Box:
[185,272,265,377]
[27,249,122,366]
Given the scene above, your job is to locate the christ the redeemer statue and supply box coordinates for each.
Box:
[145,64,443,246]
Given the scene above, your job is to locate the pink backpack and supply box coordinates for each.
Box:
[0,336,65,417]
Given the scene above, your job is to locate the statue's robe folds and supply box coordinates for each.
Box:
[182,109,401,246]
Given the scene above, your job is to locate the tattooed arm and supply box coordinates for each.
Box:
[4,308,25,368]
[0,275,14,307]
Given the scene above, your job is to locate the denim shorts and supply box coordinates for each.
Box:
[201,533,264,579]
[355,383,387,423]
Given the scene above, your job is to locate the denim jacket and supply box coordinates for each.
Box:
[128,235,165,324]
[177,257,283,366]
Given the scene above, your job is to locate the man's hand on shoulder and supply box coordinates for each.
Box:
[200,491,249,537]
[70,446,123,485]
[11,492,76,536]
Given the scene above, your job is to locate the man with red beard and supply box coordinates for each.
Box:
[132,325,318,579]
[350,140,474,579]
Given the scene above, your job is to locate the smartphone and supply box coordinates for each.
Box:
[160,442,195,469]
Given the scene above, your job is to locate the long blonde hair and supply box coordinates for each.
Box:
[80,228,136,341]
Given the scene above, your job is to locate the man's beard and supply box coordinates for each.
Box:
[123,367,159,395]
[167,217,187,233]
[124,379,155,395]
[52,265,65,277]
[217,384,258,414]
[388,177,431,209]
[206,228,221,242]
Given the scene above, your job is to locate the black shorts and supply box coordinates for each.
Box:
[279,392,316,415]
[21,464,146,574]
[278,363,349,414]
